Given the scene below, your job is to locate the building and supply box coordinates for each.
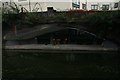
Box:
[83,0,120,10]
[1,0,120,12]
[17,1,72,12]
[17,0,120,11]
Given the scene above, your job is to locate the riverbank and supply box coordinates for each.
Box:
[3,44,118,53]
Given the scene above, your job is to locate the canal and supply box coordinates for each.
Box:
[2,50,119,79]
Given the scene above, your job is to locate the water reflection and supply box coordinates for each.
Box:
[2,50,119,79]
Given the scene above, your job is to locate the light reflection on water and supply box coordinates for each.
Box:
[2,50,119,79]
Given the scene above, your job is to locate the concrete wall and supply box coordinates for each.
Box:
[44,2,72,11]
[5,38,38,45]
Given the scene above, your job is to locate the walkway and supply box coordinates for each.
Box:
[4,44,118,53]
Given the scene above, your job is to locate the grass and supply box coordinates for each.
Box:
[2,50,119,79]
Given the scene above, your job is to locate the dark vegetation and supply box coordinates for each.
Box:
[85,11,120,44]
[2,3,120,44]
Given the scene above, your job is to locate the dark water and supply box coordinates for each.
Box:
[2,50,119,79]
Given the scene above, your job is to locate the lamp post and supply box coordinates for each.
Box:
[10,0,11,6]
[86,0,87,10]
[29,0,31,12]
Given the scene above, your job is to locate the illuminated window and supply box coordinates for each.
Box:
[91,5,98,10]
[114,3,118,8]
[82,3,86,10]
[102,5,109,10]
